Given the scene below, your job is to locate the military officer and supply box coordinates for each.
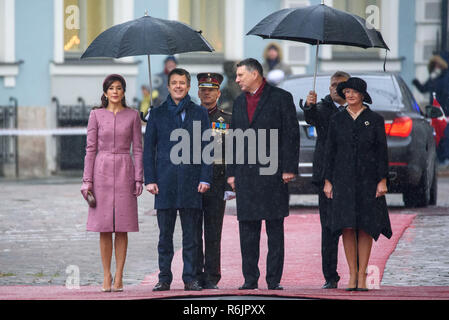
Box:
[196,72,232,289]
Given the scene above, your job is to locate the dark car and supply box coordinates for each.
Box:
[280,72,442,208]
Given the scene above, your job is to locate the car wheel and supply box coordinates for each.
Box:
[429,160,438,206]
[403,167,431,208]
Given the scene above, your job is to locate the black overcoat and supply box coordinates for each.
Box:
[227,83,300,221]
[324,106,392,241]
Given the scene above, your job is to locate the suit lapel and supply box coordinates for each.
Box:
[249,84,271,127]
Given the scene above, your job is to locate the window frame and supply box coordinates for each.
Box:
[54,0,135,64]
[331,0,383,58]
[281,0,311,67]
[63,0,115,60]
[168,0,244,67]
[0,0,19,88]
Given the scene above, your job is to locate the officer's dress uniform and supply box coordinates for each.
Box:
[195,73,232,288]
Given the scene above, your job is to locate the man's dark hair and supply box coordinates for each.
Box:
[236,58,263,77]
[168,68,191,86]
[331,71,351,80]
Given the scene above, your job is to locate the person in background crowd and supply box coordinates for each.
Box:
[262,42,292,85]
[413,53,449,115]
[413,53,449,168]
[152,56,178,107]
[139,85,151,118]
[218,60,242,113]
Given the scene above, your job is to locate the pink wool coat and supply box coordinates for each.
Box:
[82,108,143,232]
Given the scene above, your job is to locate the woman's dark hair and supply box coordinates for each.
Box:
[99,74,128,108]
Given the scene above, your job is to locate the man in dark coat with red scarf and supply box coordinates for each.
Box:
[227,58,300,290]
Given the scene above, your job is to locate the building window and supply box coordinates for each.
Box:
[332,0,382,58]
[63,0,114,58]
[178,0,225,53]
[418,0,441,22]
[282,0,310,66]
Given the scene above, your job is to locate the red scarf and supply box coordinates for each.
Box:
[245,79,266,123]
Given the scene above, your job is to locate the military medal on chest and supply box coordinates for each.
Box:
[212,116,229,144]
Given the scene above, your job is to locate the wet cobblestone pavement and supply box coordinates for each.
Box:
[0,176,448,287]
[0,177,176,286]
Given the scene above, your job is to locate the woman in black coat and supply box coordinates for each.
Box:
[323,77,392,291]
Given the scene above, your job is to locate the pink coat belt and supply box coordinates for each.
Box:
[98,150,130,155]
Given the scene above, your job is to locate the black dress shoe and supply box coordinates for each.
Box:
[152,282,170,291]
[268,284,283,290]
[238,282,258,290]
[202,282,219,290]
[184,281,203,291]
[322,280,339,289]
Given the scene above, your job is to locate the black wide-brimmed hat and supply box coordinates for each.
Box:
[337,77,372,104]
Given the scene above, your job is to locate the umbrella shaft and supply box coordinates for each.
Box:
[147,55,153,107]
[313,40,320,92]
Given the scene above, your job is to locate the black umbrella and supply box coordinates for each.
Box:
[247,2,389,91]
[81,11,214,106]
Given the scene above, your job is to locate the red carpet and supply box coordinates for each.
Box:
[140,214,419,297]
[2,213,449,300]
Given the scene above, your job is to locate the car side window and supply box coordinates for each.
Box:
[398,77,423,115]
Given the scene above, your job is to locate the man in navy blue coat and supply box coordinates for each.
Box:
[144,68,212,292]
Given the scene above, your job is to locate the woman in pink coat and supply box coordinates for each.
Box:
[81,74,143,292]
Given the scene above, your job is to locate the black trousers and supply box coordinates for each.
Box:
[196,187,226,285]
[157,208,200,284]
[318,189,340,282]
[239,218,284,286]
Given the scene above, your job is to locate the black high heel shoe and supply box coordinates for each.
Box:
[356,273,369,291]
[345,277,358,291]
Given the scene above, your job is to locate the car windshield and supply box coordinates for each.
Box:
[280,75,403,112]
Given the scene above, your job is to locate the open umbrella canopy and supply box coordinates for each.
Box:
[81,14,214,59]
[247,4,389,92]
[247,4,389,50]
[81,13,214,117]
